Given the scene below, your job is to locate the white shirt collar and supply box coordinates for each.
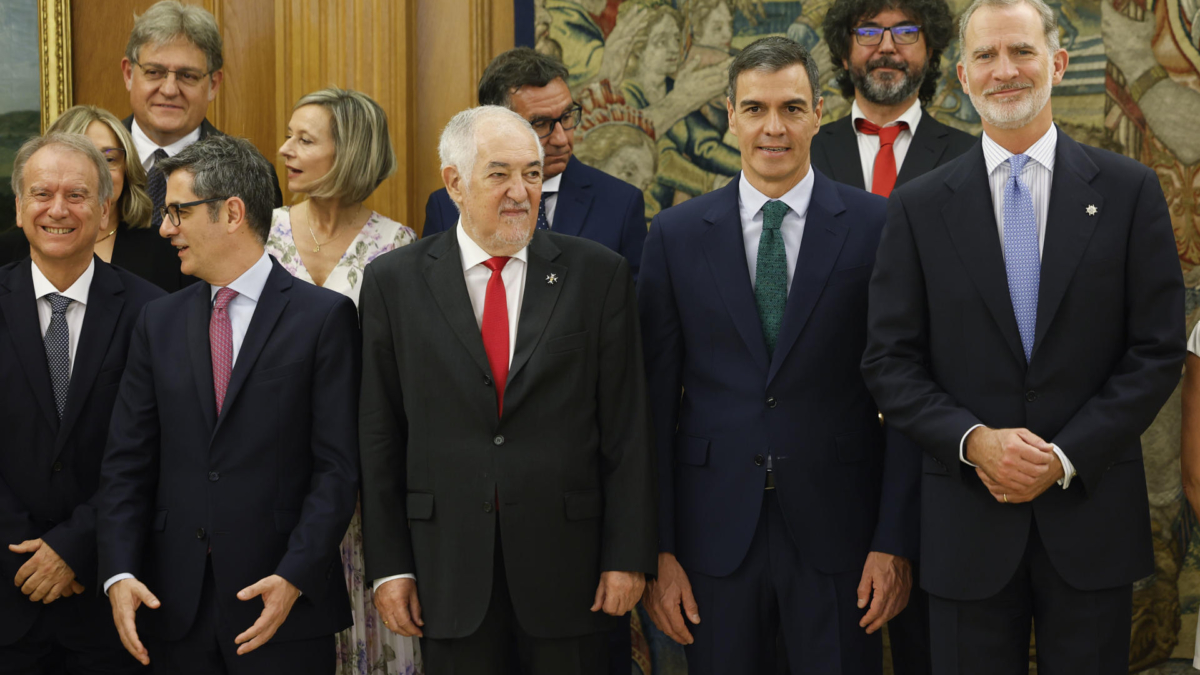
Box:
[851,98,923,134]
[738,168,815,222]
[982,123,1058,176]
[210,250,273,303]
[31,257,95,306]
[131,118,203,168]
[456,220,530,271]
[542,172,563,194]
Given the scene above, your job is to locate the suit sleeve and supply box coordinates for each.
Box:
[1051,169,1185,494]
[637,217,684,554]
[861,192,983,475]
[869,424,922,560]
[274,297,361,597]
[357,264,416,581]
[619,189,648,282]
[422,192,448,239]
[596,258,657,574]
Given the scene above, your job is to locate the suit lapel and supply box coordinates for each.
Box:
[422,232,494,380]
[942,145,1027,366]
[1031,129,1102,358]
[767,172,848,386]
[896,110,951,187]
[0,259,59,431]
[819,118,867,190]
[700,179,770,373]
[55,260,123,453]
[547,160,592,237]
[507,233,567,392]
[186,282,217,430]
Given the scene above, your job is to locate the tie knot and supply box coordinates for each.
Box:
[213,287,238,311]
[1008,153,1030,175]
[856,118,908,144]
[762,201,789,230]
[153,148,168,162]
[483,256,510,274]
[46,293,72,315]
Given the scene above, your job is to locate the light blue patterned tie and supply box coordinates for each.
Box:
[1003,154,1039,362]
[44,293,73,418]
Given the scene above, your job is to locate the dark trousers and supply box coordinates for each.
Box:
[145,558,334,675]
[928,520,1133,675]
[608,614,631,675]
[0,593,145,675]
[888,571,932,675]
[684,491,882,675]
[422,530,610,675]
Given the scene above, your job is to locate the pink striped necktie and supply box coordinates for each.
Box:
[210,287,239,414]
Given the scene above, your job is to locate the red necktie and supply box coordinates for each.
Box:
[856,118,909,197]
[481,257,511,416]
[210,287,238,414]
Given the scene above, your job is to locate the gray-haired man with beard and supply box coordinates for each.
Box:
[812,0,975,199]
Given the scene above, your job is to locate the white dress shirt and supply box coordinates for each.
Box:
[32,258,95,373]
[958,124,1075,489]
[104,251,275,595]
[542,172,563,227]
[851,98,923,189]
[372,223,530,593]
[131,119,202,172]
[738,169,813,292]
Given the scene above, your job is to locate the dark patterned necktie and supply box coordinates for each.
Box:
[147,149,169,230]
[44,293,73,418]
[755,201,790,356]
[536,192,551,230]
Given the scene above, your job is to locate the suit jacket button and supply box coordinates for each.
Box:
[208,471,220,482]
[1025,390,1038,402]
[754,454,765,466]
[493,435,505,446]
[484,375,492,386]
[51,461,63,472]
[766,397,777,409]
[195,528,206,540]
[483,501,494,513]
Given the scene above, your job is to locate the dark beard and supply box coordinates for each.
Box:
[849,56,927,106]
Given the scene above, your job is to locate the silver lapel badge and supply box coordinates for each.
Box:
[546,273,559,285]
[1086,204,1098,216]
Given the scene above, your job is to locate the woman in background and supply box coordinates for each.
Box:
[269,87,417,675]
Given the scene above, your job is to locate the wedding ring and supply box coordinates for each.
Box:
[1003,493,1009,503]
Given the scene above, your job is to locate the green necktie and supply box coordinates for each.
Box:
[755,200,790,356]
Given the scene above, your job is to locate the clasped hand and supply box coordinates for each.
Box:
[966,427,1064,503]
[9,538,83,603]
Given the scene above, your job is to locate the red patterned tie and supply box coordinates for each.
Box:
[210,287,239,414]
[481,257,511,416]
[856,118,909,197]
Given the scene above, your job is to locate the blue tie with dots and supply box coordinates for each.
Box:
[44,293,73,418]
[148,149,169,230]
[1003,154,1039,362]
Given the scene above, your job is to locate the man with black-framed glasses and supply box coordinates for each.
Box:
[119,1,282,234]
[422,48,648,281]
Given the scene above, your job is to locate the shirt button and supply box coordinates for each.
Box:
[483,501,494,513]
[51,461,64,472]
[754,454,765,466]
[493,435,505,446]
[766,397,777,409]
[208,471,220,482]
[195,528,206,540]
[1025,390,1038,402]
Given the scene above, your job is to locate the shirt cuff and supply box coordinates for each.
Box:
[959,424,985,466]
[1051,443,1075,489]
[104,573,135,595]
[372,574,415,593]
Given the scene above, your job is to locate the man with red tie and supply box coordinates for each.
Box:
[811,0,975,199]
[359,105,656,674]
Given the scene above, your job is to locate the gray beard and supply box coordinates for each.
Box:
[850,62,927,107]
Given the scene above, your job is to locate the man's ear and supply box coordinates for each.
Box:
[121,57,134,91]
[223,196,247,234]
[443,166,466,207]
[208,70,224,101]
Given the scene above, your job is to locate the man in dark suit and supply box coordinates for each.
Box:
[422,48,646,279]
[97,135,360,674]
[120,0,282,233]
[638,37,917,675]
[361,105,656,675]
[812,0,974,200]
[861,0,1185,672]
[1,133,163,674]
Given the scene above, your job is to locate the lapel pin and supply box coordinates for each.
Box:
[1086,204,1098,216]
[546,273,559,285]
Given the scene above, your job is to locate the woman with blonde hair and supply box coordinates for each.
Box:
[0,105,189,291]
[269,87,416,675]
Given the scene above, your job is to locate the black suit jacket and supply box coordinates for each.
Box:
[0,258,164,645]
[358,230,657,640]
[862,128,1185,600]
[638,171,918,580]
[810,109,976,191]
[97,258,360,642]
[422,158,647,279]
[121,116,284,208]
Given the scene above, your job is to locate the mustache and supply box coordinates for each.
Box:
[500,200,531,213]
[983,81,1033,96]
[866,56,910,73]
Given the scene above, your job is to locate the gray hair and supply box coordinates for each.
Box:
[48,105,153,229]
[958,0,1061,58]
[291,88,397,205]
[727,36,821,104]
[157,136,276,244]
[12,133,114,206]
[126,1,224,74]
[438,106,544,178]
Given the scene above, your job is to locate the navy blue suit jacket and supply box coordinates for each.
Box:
[0,258,164,645]
[422,158,647,279]
[97,257,360,643]
[638,171,918,579]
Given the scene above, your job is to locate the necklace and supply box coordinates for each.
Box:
[305,203,363,253]
[96,226,117,243]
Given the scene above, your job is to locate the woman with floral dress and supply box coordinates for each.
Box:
[269,87,418,675]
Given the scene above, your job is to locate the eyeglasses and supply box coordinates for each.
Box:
[530,105,583,139]
[102,148,125,168]
[852,25,922,46]
[161,197,228,228]
[132,60,214,87]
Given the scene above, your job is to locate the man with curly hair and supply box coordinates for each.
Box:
[812,0,975,199]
